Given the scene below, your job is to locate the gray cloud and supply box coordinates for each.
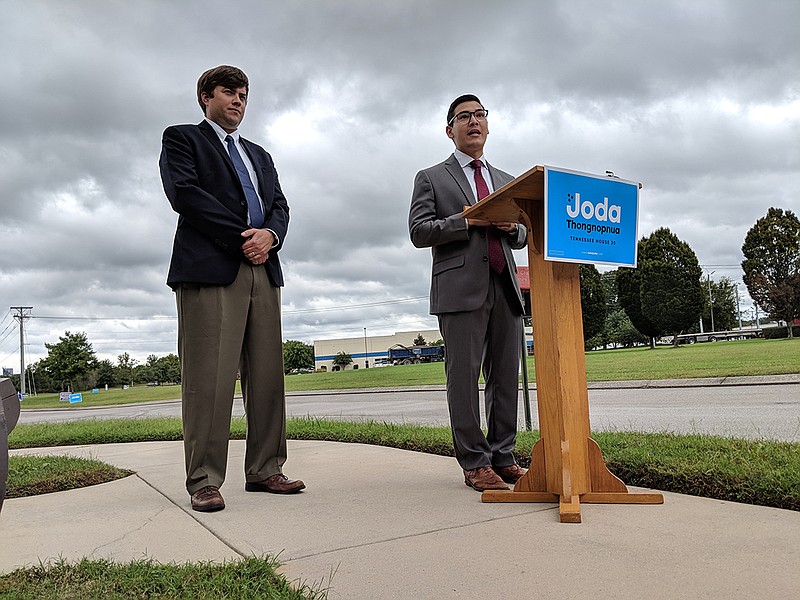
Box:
[1,0,798,366]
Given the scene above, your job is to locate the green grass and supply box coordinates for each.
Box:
[583,338,800,381]
[19,384,185,409]
[8,417,799,512]
[5,417,797,597]
[0,556,328,599]
[18,338,800,408]
[5,455,132,498]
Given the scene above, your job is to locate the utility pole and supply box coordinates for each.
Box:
[706,273,715,333]
[10,307,32,396]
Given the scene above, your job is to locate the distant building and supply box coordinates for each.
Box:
[313,268,534,370]
[314,329,441,371]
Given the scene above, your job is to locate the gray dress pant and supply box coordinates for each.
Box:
[438,270,522,471]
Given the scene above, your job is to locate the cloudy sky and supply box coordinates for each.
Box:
[1,0,798,368]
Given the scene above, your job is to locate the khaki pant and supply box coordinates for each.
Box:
[176,263,286,494]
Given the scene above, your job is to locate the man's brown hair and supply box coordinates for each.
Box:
[196,65,249,113]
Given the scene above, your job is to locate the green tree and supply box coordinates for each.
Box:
[585,270,619,349]
[94,359,116,388]
[413,334,427,346]
[39,331,98,392]
[741,207,800,338]
[283,340,314,374]
[701,277,738,333]
[579,264,607,345]
[607,308,648,347]
[159,353,181,384]
[638,228,704,347]
[332,351,353,370]
[116,352,138,387]
[25,360,53,393]
[617,251,663,347]
[429,338,444,347]
[139,354,160,384]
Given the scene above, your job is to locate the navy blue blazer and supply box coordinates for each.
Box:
[159,120,289,289]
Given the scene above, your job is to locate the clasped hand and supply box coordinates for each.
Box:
[241,228,274,265]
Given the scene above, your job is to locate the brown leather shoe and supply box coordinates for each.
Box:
[245,473,306,494]
[494,464,528,484]
[191,486,225,512]
[463,466,509,492]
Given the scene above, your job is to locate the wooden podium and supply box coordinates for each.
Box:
[463,166,663,523]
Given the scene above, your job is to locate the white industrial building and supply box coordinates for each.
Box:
[313,329,441,371]
[313,268,535,371]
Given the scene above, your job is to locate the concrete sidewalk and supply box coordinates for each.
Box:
[2,440,798,598]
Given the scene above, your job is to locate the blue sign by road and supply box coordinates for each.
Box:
[544,166,639,267]
[69,393,82,404]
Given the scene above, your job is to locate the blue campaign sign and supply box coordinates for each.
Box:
[69,393,82,404]
[544,166,639,267]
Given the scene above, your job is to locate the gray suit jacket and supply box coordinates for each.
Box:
[409,154,527,314]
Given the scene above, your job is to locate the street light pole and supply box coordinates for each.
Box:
[734,283,742,330]
[363,327,369,369]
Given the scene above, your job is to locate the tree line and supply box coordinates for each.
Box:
[15,207,798,392]
[18,337,319,394]
[579,206,799,347]
[19,335,181,394]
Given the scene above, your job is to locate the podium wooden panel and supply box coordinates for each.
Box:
[463,166,663,522]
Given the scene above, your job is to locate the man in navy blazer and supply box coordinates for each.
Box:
[160,65,304,512]
[409,94,528,492]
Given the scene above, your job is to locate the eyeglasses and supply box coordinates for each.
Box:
[449,109,489,125]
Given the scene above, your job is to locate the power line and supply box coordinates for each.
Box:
[31,315,175,321]
[27,296,428,320]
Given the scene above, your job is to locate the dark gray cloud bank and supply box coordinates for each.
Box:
[1,0,798,365]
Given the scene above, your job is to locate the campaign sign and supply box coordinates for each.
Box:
[69,393,82,404]
[544,166,639,267]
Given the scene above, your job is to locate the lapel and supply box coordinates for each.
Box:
[198,120,238,176]
[239,137,270,201]
[486,161,511,191]
[444,154,476,205]
[198,120,229,161]
[198,121,270,202]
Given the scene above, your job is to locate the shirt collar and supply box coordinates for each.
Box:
[454,148,486,169]
[205,117,239,143]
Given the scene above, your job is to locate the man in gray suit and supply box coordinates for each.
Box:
[409,94,528,492]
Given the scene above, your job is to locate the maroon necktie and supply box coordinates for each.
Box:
[470,159,506,273]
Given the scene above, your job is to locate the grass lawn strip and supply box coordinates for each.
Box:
[8,417,799,511]
[5,454,131,498]
[0,556,329,599]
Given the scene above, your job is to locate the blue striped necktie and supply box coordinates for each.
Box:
[225,135,264,228]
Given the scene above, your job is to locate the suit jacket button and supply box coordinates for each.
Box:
[482,256,489,262]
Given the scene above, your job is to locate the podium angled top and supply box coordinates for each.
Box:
[461,165,545,223]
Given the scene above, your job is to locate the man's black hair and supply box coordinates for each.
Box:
[447,94,483,124]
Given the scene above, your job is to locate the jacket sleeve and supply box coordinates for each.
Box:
[409,169,470,248]
[509,223,528,250]
[159,125,248,254]
[260,155,290,252]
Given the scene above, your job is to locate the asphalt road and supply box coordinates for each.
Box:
[17,382,800,443]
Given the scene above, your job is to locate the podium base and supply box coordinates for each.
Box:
[481,490,664,523]
[480,437,664,522]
